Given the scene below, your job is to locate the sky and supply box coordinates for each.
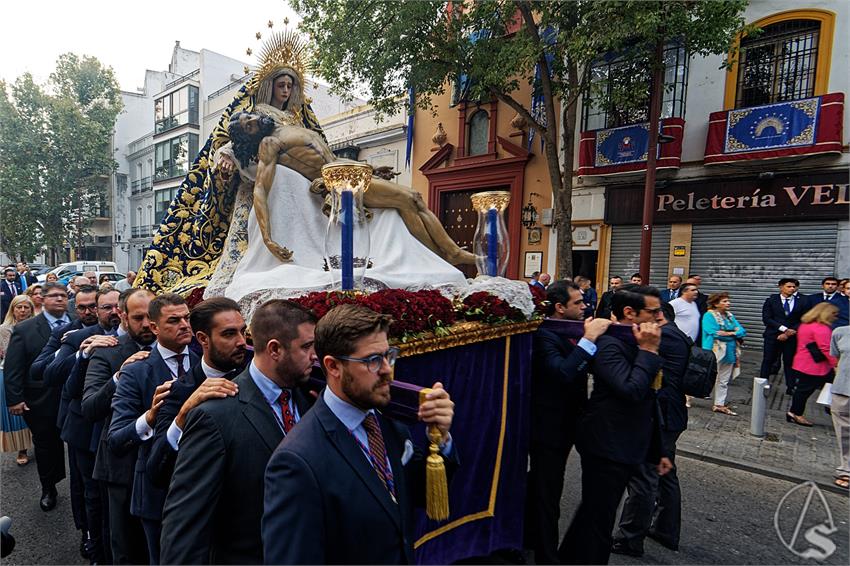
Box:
[0,0,302,92]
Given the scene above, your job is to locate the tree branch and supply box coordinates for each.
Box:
[489,87,546,134]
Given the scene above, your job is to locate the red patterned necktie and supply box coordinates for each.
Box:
[277,389,296,433]
[362,413,394,496]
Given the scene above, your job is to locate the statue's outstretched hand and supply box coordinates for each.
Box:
[218,154,236,175]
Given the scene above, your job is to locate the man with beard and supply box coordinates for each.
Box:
[146,297,247,489]
[108,293,198,564]
[82,288,156,565]
[44,288,120,562]
[262,304,456,564]
[160,300,317,564]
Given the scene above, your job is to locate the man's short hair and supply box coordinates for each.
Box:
[3,267,14,276]
[190,297,241,336]
[531,271,540,278]
[679,283,697,295]
[630,272,642,279]
[668,275,682,283]
[545,281,580,317]
[96,287,119,302]
[778,278,800,287]
[75,284,98,297]
[661,302,675,323]
[609,275,622,282]
[118,287,154,311]
[611,284,661,319]
[315,304,391,370]
[148,293,187,322]
[250,299,317,353]
[42,282,67,296]
[822,276,839,285]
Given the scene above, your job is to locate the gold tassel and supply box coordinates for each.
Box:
[420,388,450,521]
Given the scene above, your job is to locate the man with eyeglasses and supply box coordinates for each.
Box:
[4,282,74,513]
[42,288,121,562]
[559,284,669,565]
[262,303,456,564]
[161,299,317,565]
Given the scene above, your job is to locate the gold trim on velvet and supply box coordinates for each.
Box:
[397,320,540,358]
[413,335,512,549]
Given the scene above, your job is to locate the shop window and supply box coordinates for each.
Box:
[467,110,490,155]
[735,20,819,108]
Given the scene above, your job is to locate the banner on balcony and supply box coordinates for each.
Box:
[594,123,652,168]
[724,97,819,153]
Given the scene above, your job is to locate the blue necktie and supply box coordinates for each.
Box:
[783,298,791,315]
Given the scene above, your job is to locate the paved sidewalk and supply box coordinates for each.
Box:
[676,351,846,493]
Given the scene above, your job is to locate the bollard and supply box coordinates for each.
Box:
[751,377,770,437]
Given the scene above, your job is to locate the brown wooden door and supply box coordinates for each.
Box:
[439,188,510,279]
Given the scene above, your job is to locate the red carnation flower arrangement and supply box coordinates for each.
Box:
[460,291,525,324]
[528,283,549,316]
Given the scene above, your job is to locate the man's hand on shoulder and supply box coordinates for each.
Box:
[175,377,239,430]
[582,317,613,343]
[81,335,119,356]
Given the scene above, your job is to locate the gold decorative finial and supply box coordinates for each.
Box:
[256,32,262,40]
[267,20,274,28]
[432,123,447,147]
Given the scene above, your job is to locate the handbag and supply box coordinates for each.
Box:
[806,341,827,363]
[816,382,832,406]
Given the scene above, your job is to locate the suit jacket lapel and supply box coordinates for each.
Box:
[147,347,173,384]
[237,371,284,453]
[35,314,51,343]
[314,396,403,531]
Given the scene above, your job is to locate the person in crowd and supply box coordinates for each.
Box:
[3,282,72,512]
[685,276,708,316]
[787,302,838,427]
[25,284,43,316]
[761,278,806,394]
[596,276,623,320]
[807,276,839,309]
[702,292,746,416]
[108,293,197,564]
[84,271,98,287]
[829,321,850,489]
[833,279,850,328]
[669,283,700,343]
[98,274,113,289]
[662,275,682,304]
[261,303,456,564]
[68,276,91,316]
[82,287,156,565]
[530,271,545,289]
[1,268,22,322]
[0,295,35,466]
[15,262,37,290]
[146,297,246,489]
[576,276,598,320]
[539,273,552,288]
[45,272,59,284]
[630,273,643,284]
[114,271,136,293]
[525,282,611,563]
[612,302,690,557]
[559,284,668,565]
[160,300,317,564]
[47,288,120,563]
[31,286,99,381]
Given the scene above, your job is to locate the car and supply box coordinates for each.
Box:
[57,271,124,286]
[38,261,118,283]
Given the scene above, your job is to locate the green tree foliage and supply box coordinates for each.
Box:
[0,54,122,261]
[292,0,749,277]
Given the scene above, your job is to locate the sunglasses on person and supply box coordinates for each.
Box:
[335,347,400,373]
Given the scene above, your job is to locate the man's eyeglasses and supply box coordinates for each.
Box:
[335,347,400,373]
[76,304,97,312]
[642,307,662,315]
[98,304,119,312]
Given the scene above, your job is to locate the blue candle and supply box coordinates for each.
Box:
[341,189,354,289]
[486,207,498,276]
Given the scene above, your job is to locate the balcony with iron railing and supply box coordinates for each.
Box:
[164,69,200,92]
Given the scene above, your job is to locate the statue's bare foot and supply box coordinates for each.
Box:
[265,239,294,263]
[446,248,476,265]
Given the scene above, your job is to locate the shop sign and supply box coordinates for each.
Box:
[605,171,850,224]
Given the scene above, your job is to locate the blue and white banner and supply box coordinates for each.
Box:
[594,123,651,167]
[724,97,819,154]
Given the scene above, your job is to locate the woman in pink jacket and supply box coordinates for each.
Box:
[787,302,839,426]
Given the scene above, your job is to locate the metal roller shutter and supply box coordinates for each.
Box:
[608,225,671,287]
[689,221,838,350]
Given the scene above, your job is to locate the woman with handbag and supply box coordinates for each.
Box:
[787,302,838,426]
[702,292,746,416]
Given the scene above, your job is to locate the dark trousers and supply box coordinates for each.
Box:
[22,389,66,490]
[614,430,682,551]
[525,439,574,564]
[559,451,638,565]
[68,446,89,532]
[98,481,113,565]
[74,449,107,564]
[790,372,828,416]
[760,336,798,391]
[141,518,162,565]
[106,482,148,565]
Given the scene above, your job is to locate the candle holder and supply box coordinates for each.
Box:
[321,162,372,290]
[470,191,511,277]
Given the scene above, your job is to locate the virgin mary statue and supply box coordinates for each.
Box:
[135,30,473,311]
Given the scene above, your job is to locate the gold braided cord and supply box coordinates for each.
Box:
[253,30,310,92]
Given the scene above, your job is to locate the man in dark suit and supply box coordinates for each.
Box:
[576,276,598,320]
[525,282,611,564]
[612,303,690,557]
[1,267,22,321]
[82,287,155,565]
[761,278,806,393]
[108,293,197,564]
[15,262,38,291]
[147,297,246,489]
[4,282,72,511]
[262,304,456,564]
[160,300,317,564]
[46,288,120,563]
[559,284,667,565]
[32,285,99,381]
[807,276,839,309]
[661,275,682,304]
[595,275,622,320]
